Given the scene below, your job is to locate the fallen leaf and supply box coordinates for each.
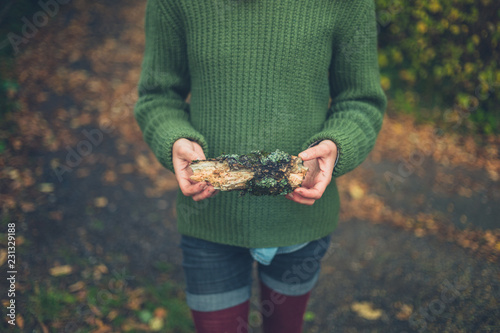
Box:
[395,303,413,320]
[38,183,54,193]
[102,170,117,183]
[107,309,119,321]
[93,264,108,280]
[20,202,35,212]
[49,265,73,276]
[77,168,90,178]
[414,228,425,237]
[40,320,49,333]
[17,314,24,329]
[91,317,112,333]
[49,210,64,221]
[154,307,168,319]
[458,186,472,198]
[0,249,7,266]
[7,169,20,180]
[118,163,134,174]
[95,264,109,274]
[351,301,383,320]
[138,310,153,323]
[348,182,365,200]
[69,281,86,292]
[149,317,164,331]
[126,288,145,311]
[1,195,16,209]
[121,319,150,332]
[94,197,108,207]
[90,304,103,317]
[303,311,315,321]
[16,236,25,246]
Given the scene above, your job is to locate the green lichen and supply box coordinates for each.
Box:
[261,150,291,166]
[256,177,278,188]
[208,149,298,196]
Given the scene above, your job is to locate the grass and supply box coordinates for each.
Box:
[4,265,194,332]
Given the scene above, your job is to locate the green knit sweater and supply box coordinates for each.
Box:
[134,0,387,248]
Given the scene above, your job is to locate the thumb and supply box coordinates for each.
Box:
[176,146,201,163]
[187,150,202,162]
[298,146,321,161]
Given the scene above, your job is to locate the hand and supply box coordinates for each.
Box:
[285,140,337,205]
[172,138,219,201]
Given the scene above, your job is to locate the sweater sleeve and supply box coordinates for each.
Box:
[301,0,387,178]
[133,0,208,174]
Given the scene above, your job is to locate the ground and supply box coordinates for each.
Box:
[0,1,499,332]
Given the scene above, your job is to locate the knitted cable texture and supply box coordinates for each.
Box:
[134,0,387,247]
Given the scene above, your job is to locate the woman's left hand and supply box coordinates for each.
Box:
[285,140,337,205]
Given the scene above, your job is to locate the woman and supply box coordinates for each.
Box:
[134,0,386,331]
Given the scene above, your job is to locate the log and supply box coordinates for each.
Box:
[189,149,309,196]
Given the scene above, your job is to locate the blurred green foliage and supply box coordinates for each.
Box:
[375,0,500,134]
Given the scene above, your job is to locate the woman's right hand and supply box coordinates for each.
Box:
[172,138,219,201]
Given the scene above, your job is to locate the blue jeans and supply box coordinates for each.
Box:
[179,233,332,312]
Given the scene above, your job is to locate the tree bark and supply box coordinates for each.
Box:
[189,150,308,196]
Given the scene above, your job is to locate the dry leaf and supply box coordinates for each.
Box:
[0,249,7,267]
[126,288,145,311]
[118,163,134,174]
[49,210,64,221]
[90,304,103,317]
[102,170,117,183]
[154,307,168,319]
[17,314,24,329]
[395,303,413,320]
[121,319,150,332]
[107,310,119,321]
[348,182,365,200]
[39,320,49,333]
[95,264,109,274]
[91,318,112,333]
[69,281,86,292]
[20,202,35,212]
[94,197,108,207]
[38,183,54,193]
[351,301,383,320]
[77,168,91,178]
[149,317,164,331]
[16,236,25,246]
[93,264,108,280]
[49,265,73,276]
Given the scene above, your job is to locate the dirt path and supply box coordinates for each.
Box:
[1,1,499,332]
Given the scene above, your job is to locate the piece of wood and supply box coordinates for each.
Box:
[189,150,308,196]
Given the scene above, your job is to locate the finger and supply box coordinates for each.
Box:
[173,157,198,178]
[180,180,207,197]
[298,145,325,162]
[298,141,335,161]
[208,189,220,198]
[285,192,315,205]
[203,185,219,198]
[192,186,216,201]
[192,143,207,160]
[316,157,336,176]
[295,176,329,200]
[177,144,203,162]
[294,185,324,200]
[186,149,202,162]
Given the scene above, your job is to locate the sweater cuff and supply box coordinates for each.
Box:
[306,139,340,172]
[146,113,209,174]
[163,133,209,175]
